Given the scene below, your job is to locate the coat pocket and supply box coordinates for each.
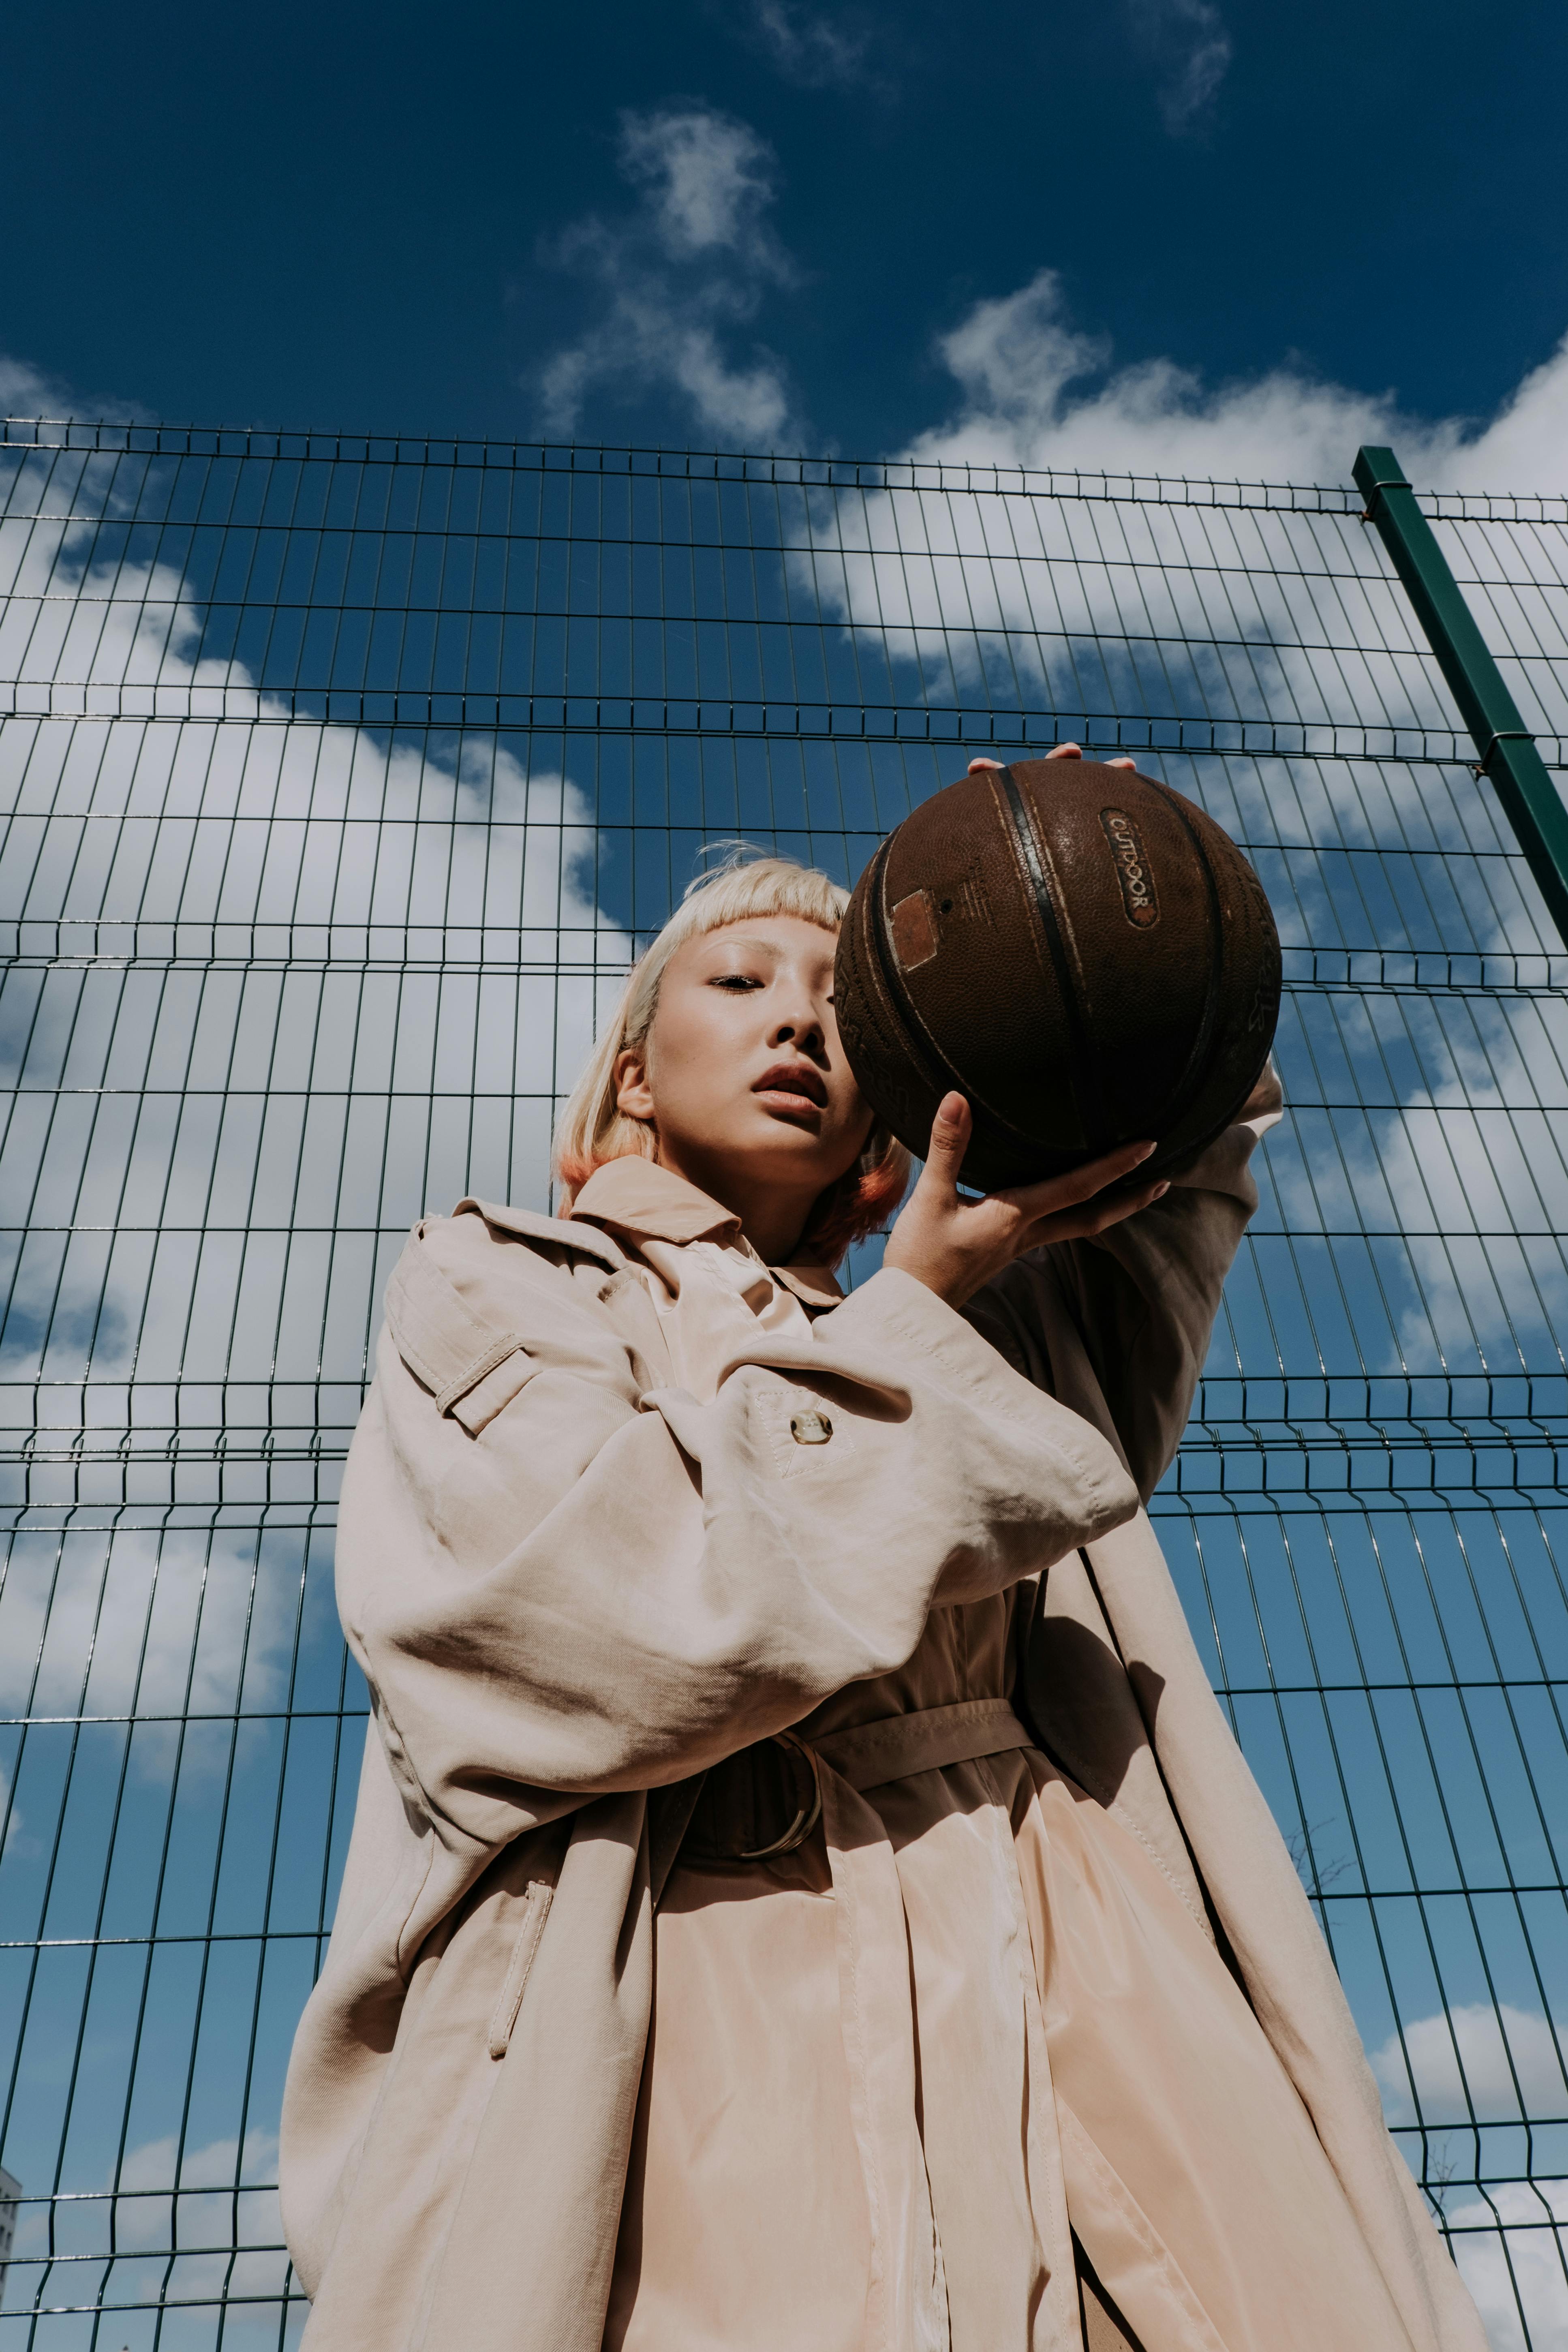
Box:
[485,1881,554,2060]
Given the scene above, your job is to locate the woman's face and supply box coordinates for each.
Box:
[614,915,875,1235]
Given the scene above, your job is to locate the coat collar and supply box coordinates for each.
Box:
[568,1158,843,1308]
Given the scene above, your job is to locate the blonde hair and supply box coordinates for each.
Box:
[552,851,910,1266]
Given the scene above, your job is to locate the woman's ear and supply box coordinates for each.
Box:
[613,1047,657,1123]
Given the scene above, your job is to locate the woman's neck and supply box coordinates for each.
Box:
[654,1141,815,1266]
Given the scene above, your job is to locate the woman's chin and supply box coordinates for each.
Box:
[728,1111,847,1186]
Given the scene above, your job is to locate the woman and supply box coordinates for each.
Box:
[280,758,1485,2352]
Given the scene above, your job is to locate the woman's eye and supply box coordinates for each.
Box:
[710,973,762,991]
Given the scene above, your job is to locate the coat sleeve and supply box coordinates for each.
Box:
[963,1063,1282,1502]
[336,1213,1139,1851]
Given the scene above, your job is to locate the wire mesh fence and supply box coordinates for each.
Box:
[1,420,1566,2348]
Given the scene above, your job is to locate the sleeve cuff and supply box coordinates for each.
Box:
[1161,1056,1281,1204]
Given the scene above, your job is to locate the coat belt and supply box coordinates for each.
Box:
[811,1693,1034,1791]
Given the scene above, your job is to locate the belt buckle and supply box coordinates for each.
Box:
[737,1729,823,1860]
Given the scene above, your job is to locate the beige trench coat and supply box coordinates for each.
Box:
[279,1078,1485,2352]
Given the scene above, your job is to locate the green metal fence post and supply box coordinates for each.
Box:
[1354,442,1568,946]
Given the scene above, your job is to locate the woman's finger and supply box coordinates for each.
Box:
[970,742,1104,772]
[1000,1138,1156,1221]
[1023,1175,1169,1249]
[1082,1176,1169,1231]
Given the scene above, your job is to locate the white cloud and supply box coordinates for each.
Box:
[1128,0,1232,132]
[1444,2180,1568,2352]
[618,107,789,270]
[797,261,1568,1365]
[539,302,794,449]
[0,517,631,1435]
[1372,2003,1568,2128]
[0,354,69,417]
[0,1523,310,1723]
[80,2127,287,2298]
[742,0,879,90]
[7,2126,285,2282]
[1371,2011,1568,2348]
[0,512,627,940]
[1252,1009,1568,1376]
[534,104,801,448]
[903,267,1568,493]
[797,268,1568,826]
[117,2122,278,2200]
[0,346,147,426]
[802,279,1431,750]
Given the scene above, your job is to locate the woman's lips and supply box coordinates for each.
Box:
[753,1063,827,1122]
[755,1089,823,1125]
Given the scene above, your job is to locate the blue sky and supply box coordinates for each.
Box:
[4,0,1568,486]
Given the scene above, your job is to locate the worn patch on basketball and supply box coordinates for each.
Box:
[1098,807,1160,929]
[890,888,940,969]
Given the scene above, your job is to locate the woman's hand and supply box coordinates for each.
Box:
[883,1094,1169,1311]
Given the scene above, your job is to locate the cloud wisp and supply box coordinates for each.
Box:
[0,354,72,419]
[740,0,881,91]
[1127,0,1233,133]
[0,347,150,427]
[534,104,802,449]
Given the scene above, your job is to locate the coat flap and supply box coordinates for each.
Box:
[385,1234,528,1418]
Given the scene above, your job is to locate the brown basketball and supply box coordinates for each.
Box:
[834,759,1281,1192]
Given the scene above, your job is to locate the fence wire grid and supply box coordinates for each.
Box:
[2,420,1568,2349]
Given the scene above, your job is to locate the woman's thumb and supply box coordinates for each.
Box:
[922,1092,971,1192]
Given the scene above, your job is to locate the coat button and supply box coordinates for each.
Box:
[790,1408,833,1445]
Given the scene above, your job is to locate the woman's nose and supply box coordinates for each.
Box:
[772,1008,825,1055]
